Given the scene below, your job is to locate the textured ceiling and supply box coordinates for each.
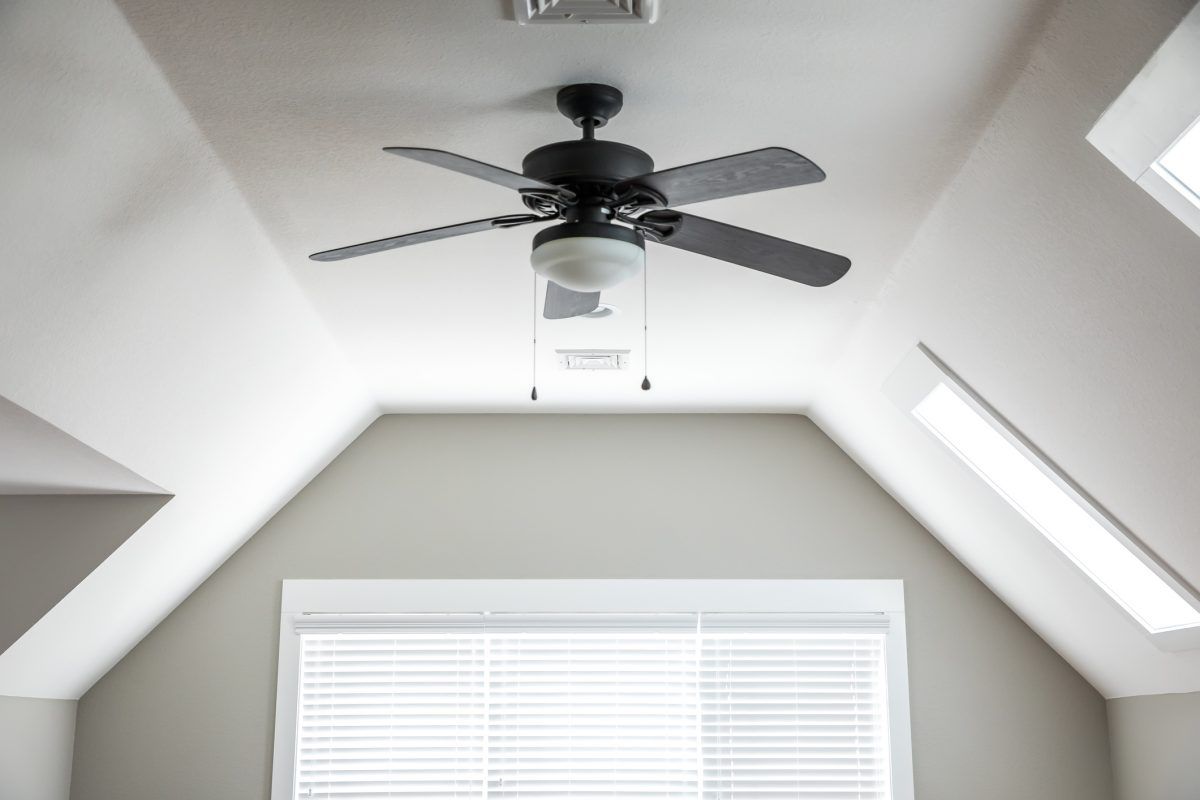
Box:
[3,0,1200,700]
[112,0,1049,409]
[0,396,164,494]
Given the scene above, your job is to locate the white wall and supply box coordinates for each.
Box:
[0,695,76,800]
[69,415,1112,799]
[1108,691,1200,800]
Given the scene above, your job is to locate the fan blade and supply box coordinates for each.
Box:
[618,148,824,208]
[384,147,573,199]
[544,281,600,319]
[639,210,850,287]
[309,214,543,262]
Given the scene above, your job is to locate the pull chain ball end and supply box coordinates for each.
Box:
[531,386,538,401]
[641,376,651,391]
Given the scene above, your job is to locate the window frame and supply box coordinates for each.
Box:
[884,345,1200,650]
[1087,4,1200,238]
[270,579,915,800]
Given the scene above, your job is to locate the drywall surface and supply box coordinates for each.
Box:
[813,0,1200,696]
[71,416,1112,800]
[0,396,163,494]
[0,495,168,655]
[0,0,373,698]
[0,695,76,800]
[1108,691,1200,800]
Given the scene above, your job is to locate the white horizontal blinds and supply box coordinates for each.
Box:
[486,633,701,798]
[701,633,889,800]
[292,615,891,800]
[296,633,486,799]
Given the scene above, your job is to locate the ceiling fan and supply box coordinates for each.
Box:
[310,83,851,319]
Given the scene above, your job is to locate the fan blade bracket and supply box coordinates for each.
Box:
[632,209,682,240]
[518,186,577,204]
[612,184,668,212]
[491,214,548,229]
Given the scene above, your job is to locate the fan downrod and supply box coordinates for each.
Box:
[556,83,624,131]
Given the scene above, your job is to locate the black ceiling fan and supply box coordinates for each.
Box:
[310,83,850,319]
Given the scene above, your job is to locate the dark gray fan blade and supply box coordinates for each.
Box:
[384,147,573,199]
[543,281,600,319]
[639,210,850,287]
[618,148,824,208]
[310,214,543,262]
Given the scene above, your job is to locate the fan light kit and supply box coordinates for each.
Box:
[311,82,851,396]
[530,222,644,292]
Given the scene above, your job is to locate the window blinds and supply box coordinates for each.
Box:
[295,614,891,800]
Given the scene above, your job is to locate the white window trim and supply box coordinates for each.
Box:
[270,579,915,800]
[1087,3,1200,237]
[884,345,1200,650]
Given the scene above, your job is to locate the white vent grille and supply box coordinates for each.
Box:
[514,0,659,25]
[556,349,630,370]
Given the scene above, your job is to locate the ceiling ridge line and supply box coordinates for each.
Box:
[808,0,1068,410]
[110,0,378,408]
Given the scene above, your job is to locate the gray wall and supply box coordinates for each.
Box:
[1108,691,1200,800]
[0,695,76,800]
[69,415,1112,799]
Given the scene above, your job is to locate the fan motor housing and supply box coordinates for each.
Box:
[522,140,653,187]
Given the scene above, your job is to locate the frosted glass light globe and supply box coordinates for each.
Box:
[530,224,645,292]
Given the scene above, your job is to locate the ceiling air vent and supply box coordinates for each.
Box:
[514,0,659,25]
[556,349,630,370]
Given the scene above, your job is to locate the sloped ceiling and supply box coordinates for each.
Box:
[0,0,376,698]
[0,396,165,494]
[2,0,1199,700]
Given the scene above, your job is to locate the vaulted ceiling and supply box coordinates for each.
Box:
[2,0,1199,700]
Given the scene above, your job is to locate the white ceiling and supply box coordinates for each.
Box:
[0,396,164,494]
[3,0,1199,700]
[112,0,1051,410]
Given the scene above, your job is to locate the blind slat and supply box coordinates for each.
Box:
[295,625,891,799]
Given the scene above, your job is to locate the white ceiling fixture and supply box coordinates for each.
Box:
[513,0,660,26]
[1087,2,1200,237]
[1153,116,1200,209]
[887,347,1200,648]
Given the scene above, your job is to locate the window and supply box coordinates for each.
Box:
[886,347,1200,646]
[1153,116,1200,208]
[271,580,915,800]
[1087,4,1200,237]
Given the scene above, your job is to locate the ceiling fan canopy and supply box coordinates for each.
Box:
[310,83,851,318]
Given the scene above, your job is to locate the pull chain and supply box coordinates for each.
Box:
[641,259,651,391]
[531,272,538,401]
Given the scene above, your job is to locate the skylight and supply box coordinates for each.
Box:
[1085,3,1200,239]
[1153,116,1200,207]
[913,382,1200,634]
